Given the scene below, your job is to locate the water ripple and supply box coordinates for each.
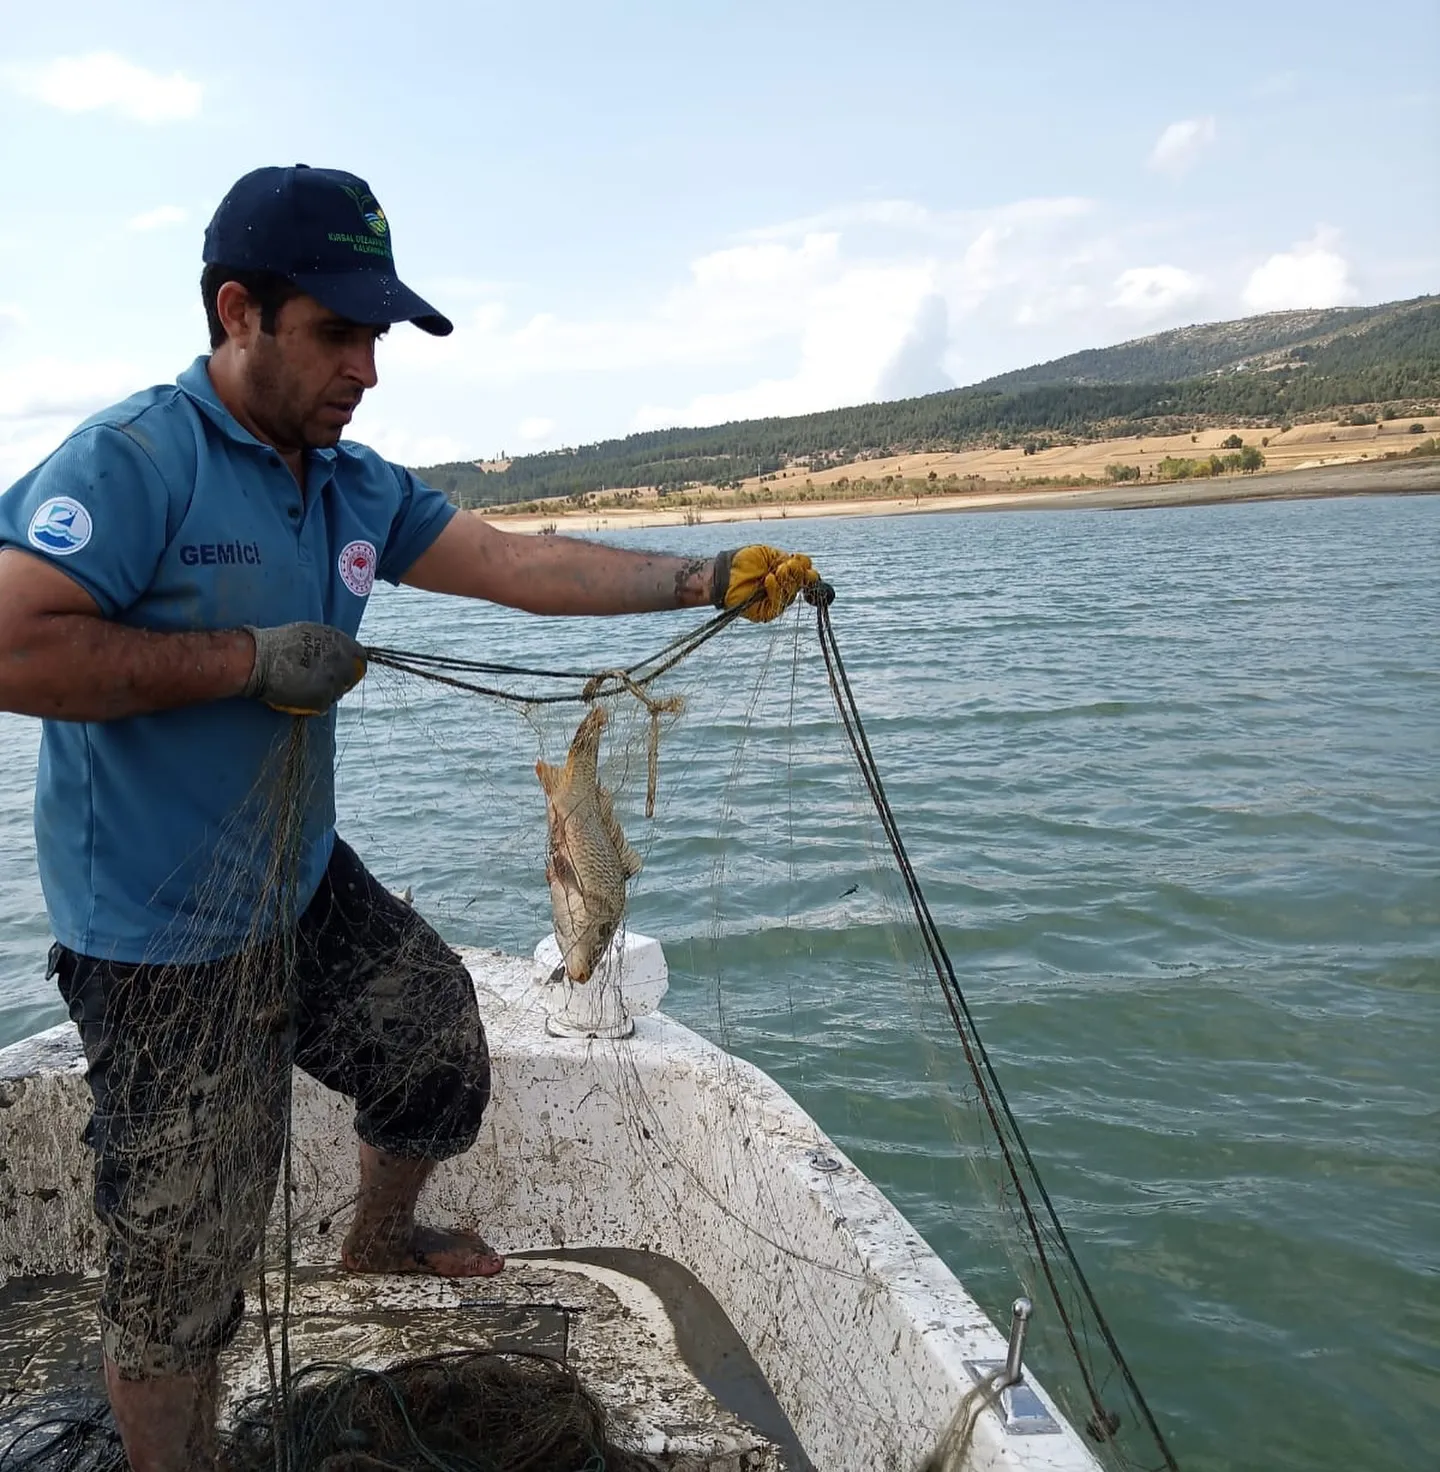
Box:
[0,494,1436,1469]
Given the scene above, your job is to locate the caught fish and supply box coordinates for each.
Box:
[536,706,642,982]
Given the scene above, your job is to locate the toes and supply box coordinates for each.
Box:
[411,1228,505,1278]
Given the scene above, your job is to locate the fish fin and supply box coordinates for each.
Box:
[535,758,564,796]
[621,843,642,879]
[567,706,607,784]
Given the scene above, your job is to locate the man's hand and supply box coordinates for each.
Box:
[710,545,821,623]
[243,623,366,716]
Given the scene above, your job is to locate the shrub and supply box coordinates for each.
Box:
[1222,434,1244,450]
[1410,423,1427,434]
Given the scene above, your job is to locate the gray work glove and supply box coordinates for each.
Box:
[242,622,367,715]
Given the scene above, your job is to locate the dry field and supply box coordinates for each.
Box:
[730,414,1440,490]
[485,414,1440,534]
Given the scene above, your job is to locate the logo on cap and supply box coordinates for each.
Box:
[28,497,93,556]
[338,539,377,597]
[344,185,389,238]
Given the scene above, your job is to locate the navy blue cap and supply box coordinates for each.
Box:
[203,165,452,336]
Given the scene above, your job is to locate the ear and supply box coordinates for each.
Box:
[214,280,261,348]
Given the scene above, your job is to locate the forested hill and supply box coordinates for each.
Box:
[416,294,1440,508]
[974,296,1435,389]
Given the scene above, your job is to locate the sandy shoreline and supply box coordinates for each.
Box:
[483,459,1439,536]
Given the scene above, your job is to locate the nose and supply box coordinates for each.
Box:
[342,338,379,391]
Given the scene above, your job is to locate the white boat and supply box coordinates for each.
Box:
[0,930,1109,1471]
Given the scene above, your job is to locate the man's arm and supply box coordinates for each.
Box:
[0,549,254,721]
[401,512,715,614]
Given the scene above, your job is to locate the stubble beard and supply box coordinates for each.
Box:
[247,338,339,453]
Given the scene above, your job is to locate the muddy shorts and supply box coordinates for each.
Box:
[52,838,490,1377]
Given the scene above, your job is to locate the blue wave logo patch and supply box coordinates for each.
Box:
[27,497,93,556]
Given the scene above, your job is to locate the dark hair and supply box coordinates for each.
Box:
[200,264,302,348]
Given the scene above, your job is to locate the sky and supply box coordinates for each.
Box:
[1,0,1436,484]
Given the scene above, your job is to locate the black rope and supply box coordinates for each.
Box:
[805,580,1179,1472]
[365,584,1177,1468]
[364,600,756,707]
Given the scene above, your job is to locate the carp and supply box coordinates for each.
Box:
[536,706,642,982]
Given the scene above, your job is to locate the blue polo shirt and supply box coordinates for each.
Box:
[0,356,456,963]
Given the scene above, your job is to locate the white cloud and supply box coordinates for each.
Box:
[385,196,1111,398]
[1149,117,1217,176]
[369,191,1295,448]
[359,425,471,468]
[1110,265,1204,314]
[0,304,23,340]
[1014,283,1094,327]
[0,423,75,490]
[517,416,556,442]
[9,53,202,123]
[1242,228,1357,311]
[692,234,838,288]
[0,358,154,487]
[0,358,149,424]
[633,260,936,429]
[385,231,848,382]
[127,204,188,232]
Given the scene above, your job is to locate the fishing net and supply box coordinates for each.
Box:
[2,549,1180,1471]
[0,1353,660,1472]
[224,1350,663,1472]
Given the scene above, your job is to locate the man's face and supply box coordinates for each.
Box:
[240,294,386,453]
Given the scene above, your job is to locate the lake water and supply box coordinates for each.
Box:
[1,493,1436,1471]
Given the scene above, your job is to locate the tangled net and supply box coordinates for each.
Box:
[1,588,1182,1472]
[0,1351,662,1472]
[226,1349,663,1472]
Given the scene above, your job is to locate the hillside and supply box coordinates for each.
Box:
[416,295,1440,509]
[973,296,1437,389]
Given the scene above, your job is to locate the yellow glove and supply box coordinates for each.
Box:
[711,545,821,623]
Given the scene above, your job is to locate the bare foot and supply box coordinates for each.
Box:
[342,1222,505,1278]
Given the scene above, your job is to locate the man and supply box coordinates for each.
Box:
[0,164,819,1471]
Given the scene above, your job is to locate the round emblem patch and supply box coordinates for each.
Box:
[27,496,93,556]
[338,539,377,597]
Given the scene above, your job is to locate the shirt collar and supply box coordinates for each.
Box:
[176,355,338,469]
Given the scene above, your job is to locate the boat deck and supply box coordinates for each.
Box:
[1,946,1106,1472]
[0,1247,810,1470]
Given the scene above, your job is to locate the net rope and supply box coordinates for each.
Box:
[353,583,1177,1471]
[0,584,1179,1472]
